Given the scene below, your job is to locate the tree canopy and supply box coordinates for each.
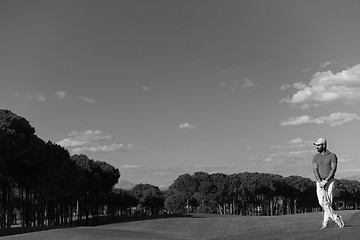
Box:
[0,110,121,228]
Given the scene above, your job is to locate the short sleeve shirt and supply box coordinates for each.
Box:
[312,151,337,179]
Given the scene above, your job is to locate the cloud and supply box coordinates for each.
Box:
[220,70,254,90]
[68,130,111,141]
[178,122,196,129]
[58,93,98,103]
[264,150,314,166]
[270,150,314,159]
[242,78,255,88]
[281,64,360,108]
[24,91,100,104]
[220,80,241,91]
[27,93,46,102]
[55,91,67,99]
[293,82,307,90]
[57,138,88,148]
[320,61,335,68]
[57,130,133,154]
[141,86,150,92]
[72,144,134,154]
[281,112,360,126]
[281,115,314,126]
[288,138,303,144]
[281,84,291,91]
[120,164,142,169]
[37,94,46,102]
[271,138,313,149]
[266,139,315,168]
[79,96,98,103]
[281,82,306,91]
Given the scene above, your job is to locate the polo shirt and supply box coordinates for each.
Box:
[312,151,338,179]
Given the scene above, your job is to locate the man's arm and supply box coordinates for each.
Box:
[325,158,337,181]
[312,162,321,183]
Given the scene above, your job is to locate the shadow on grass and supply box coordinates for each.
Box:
[0,225,72,238]
[93,213,204,226]
[0,214,202,237]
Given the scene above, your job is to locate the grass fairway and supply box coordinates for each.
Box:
[1,210,359,240]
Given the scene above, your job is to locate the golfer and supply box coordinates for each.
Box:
[312,138,344,229]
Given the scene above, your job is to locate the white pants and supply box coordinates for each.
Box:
[316,179,339,225]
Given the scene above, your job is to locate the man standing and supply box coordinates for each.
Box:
[312,137,344,229]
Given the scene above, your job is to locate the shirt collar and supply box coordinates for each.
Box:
[323,150,330,156]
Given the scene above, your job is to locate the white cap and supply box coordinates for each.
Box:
[313,138,327,146]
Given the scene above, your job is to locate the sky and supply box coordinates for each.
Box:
[1,0,360,188]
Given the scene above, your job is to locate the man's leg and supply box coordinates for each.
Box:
[326,180,344,228]
[323,188,336,221]
[321,188,331,227]
[316,181,329,228]
[327,179,335,201]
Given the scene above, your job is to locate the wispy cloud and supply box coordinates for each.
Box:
[68,130,111,141]
[178,122,196,129]
[281,64,360,108]
[60,91,98,103]
[242,78,255,88]
[57,130,111,148]
[37,94,46,102]
[288,138,303,144]
[141,86,150,92]
[281,82,307,91]
[79,96,98,103]
[23,91,98,104]
[280,84,291,91]
[221,78,255,90]
[220,70,255,90]
[72,143,134,154]
[27,93,46,102]
[57,139,88,148]
[57,130,134,154]
[281,112,360,126]
[55,91,67,99]
[265,138,315,168]
[320,61,335,68]
[266,150,314,165]
[119,164,142,169]
[271,138,313,149]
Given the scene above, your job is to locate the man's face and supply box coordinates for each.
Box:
[316,144,325,153]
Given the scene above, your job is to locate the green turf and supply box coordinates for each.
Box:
[1,210,359,240]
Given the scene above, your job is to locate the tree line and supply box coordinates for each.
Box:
[1,109,360,229]
[104,171,360,218]
[164,172,360,215]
